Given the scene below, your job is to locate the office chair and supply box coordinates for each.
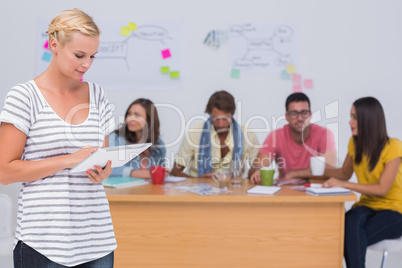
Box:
[0,194,14,256]
[368,236,402,268]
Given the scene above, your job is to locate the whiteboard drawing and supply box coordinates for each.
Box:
[36,19,184,91]
[97,24,174,71]
[229,23,297,73]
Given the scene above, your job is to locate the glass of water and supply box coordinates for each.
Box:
[231,158,242,186]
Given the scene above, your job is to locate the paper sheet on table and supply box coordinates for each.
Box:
[164,176,187,182]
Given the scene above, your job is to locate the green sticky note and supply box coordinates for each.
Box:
[231,69,240,79]
[121,27,130,36]
[170,71,180,78]
[128,22,137,31]
[161,66,170,73]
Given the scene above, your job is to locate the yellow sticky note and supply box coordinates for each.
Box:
[121,27,130,36]
[128,22,137,31]
[286,64,296,75]
[161,66,170,73]
[170,71,180,78]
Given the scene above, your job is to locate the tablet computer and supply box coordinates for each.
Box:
[70,143,152,173]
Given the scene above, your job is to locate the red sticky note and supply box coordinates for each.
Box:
[161,49,171,59]
[293,84,302,92]
[292,74,302,84]
[304,79,314,89]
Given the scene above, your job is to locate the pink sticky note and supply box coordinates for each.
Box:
[161,49,171,59]
[292,74,302,84]
[43,40,49,50]
[293,84,302,92]
[304,79,314,89]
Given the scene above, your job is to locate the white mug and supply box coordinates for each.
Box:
[310,156,326,176]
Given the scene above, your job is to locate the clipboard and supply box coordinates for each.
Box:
[70,143,152,173]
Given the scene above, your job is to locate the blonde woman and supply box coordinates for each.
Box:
[0,9,116,267]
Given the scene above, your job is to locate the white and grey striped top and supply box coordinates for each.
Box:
[0,80,117,267]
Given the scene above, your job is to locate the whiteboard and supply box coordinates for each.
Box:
[36,18,184,91]
[1,0,402,170]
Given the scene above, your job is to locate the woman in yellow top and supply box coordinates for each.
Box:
[322,97,402,268]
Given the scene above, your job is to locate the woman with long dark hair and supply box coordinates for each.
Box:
[109,98,166,178]
[322,97,402,267]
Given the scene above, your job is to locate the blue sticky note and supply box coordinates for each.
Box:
[42,51,52,62]
[281,70,291,80]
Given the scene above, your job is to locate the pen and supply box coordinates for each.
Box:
[304,183,322,188]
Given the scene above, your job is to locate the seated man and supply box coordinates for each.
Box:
[250,92,337,184]
[171,90,259,178]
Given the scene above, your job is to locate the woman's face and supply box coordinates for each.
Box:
[126,104,147,133]
[349,106,358,136]
[51,32,99,80]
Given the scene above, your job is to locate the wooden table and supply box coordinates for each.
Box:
[105,178,357,268]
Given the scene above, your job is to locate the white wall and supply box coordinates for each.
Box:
[1,0,401,168]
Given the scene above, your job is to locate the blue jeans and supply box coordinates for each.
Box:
[13,241,114,268]
[344,206,402,268]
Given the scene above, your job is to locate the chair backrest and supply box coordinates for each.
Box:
[0,194,13,234]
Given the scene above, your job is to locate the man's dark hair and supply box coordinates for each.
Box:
[285,92,311,111]
[205,90,236,115]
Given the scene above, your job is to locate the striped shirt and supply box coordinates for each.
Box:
[0,80,117,267]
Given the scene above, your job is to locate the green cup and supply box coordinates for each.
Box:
[260,168,275,186]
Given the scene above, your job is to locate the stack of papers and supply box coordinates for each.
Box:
[247,186,281,195]
[306,187,351,196]
[102,177,148,188]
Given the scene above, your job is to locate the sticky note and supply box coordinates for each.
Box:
[292,74,302,84]
[42,51,52,62]
[281,70,291,80]
[304,79,314,89]
[161,66,170,73]
[121,27,130,36]
[286,64,296,75]
[43,40,49,50]
[128,22,137,31]
[293,84,302,92]
[161,49,171,59]
[170,71,179,78]
[231,69,240,79]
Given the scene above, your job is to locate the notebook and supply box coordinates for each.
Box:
[306,187,351,196]
[247,186,281,195]
[102,177,149,188]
